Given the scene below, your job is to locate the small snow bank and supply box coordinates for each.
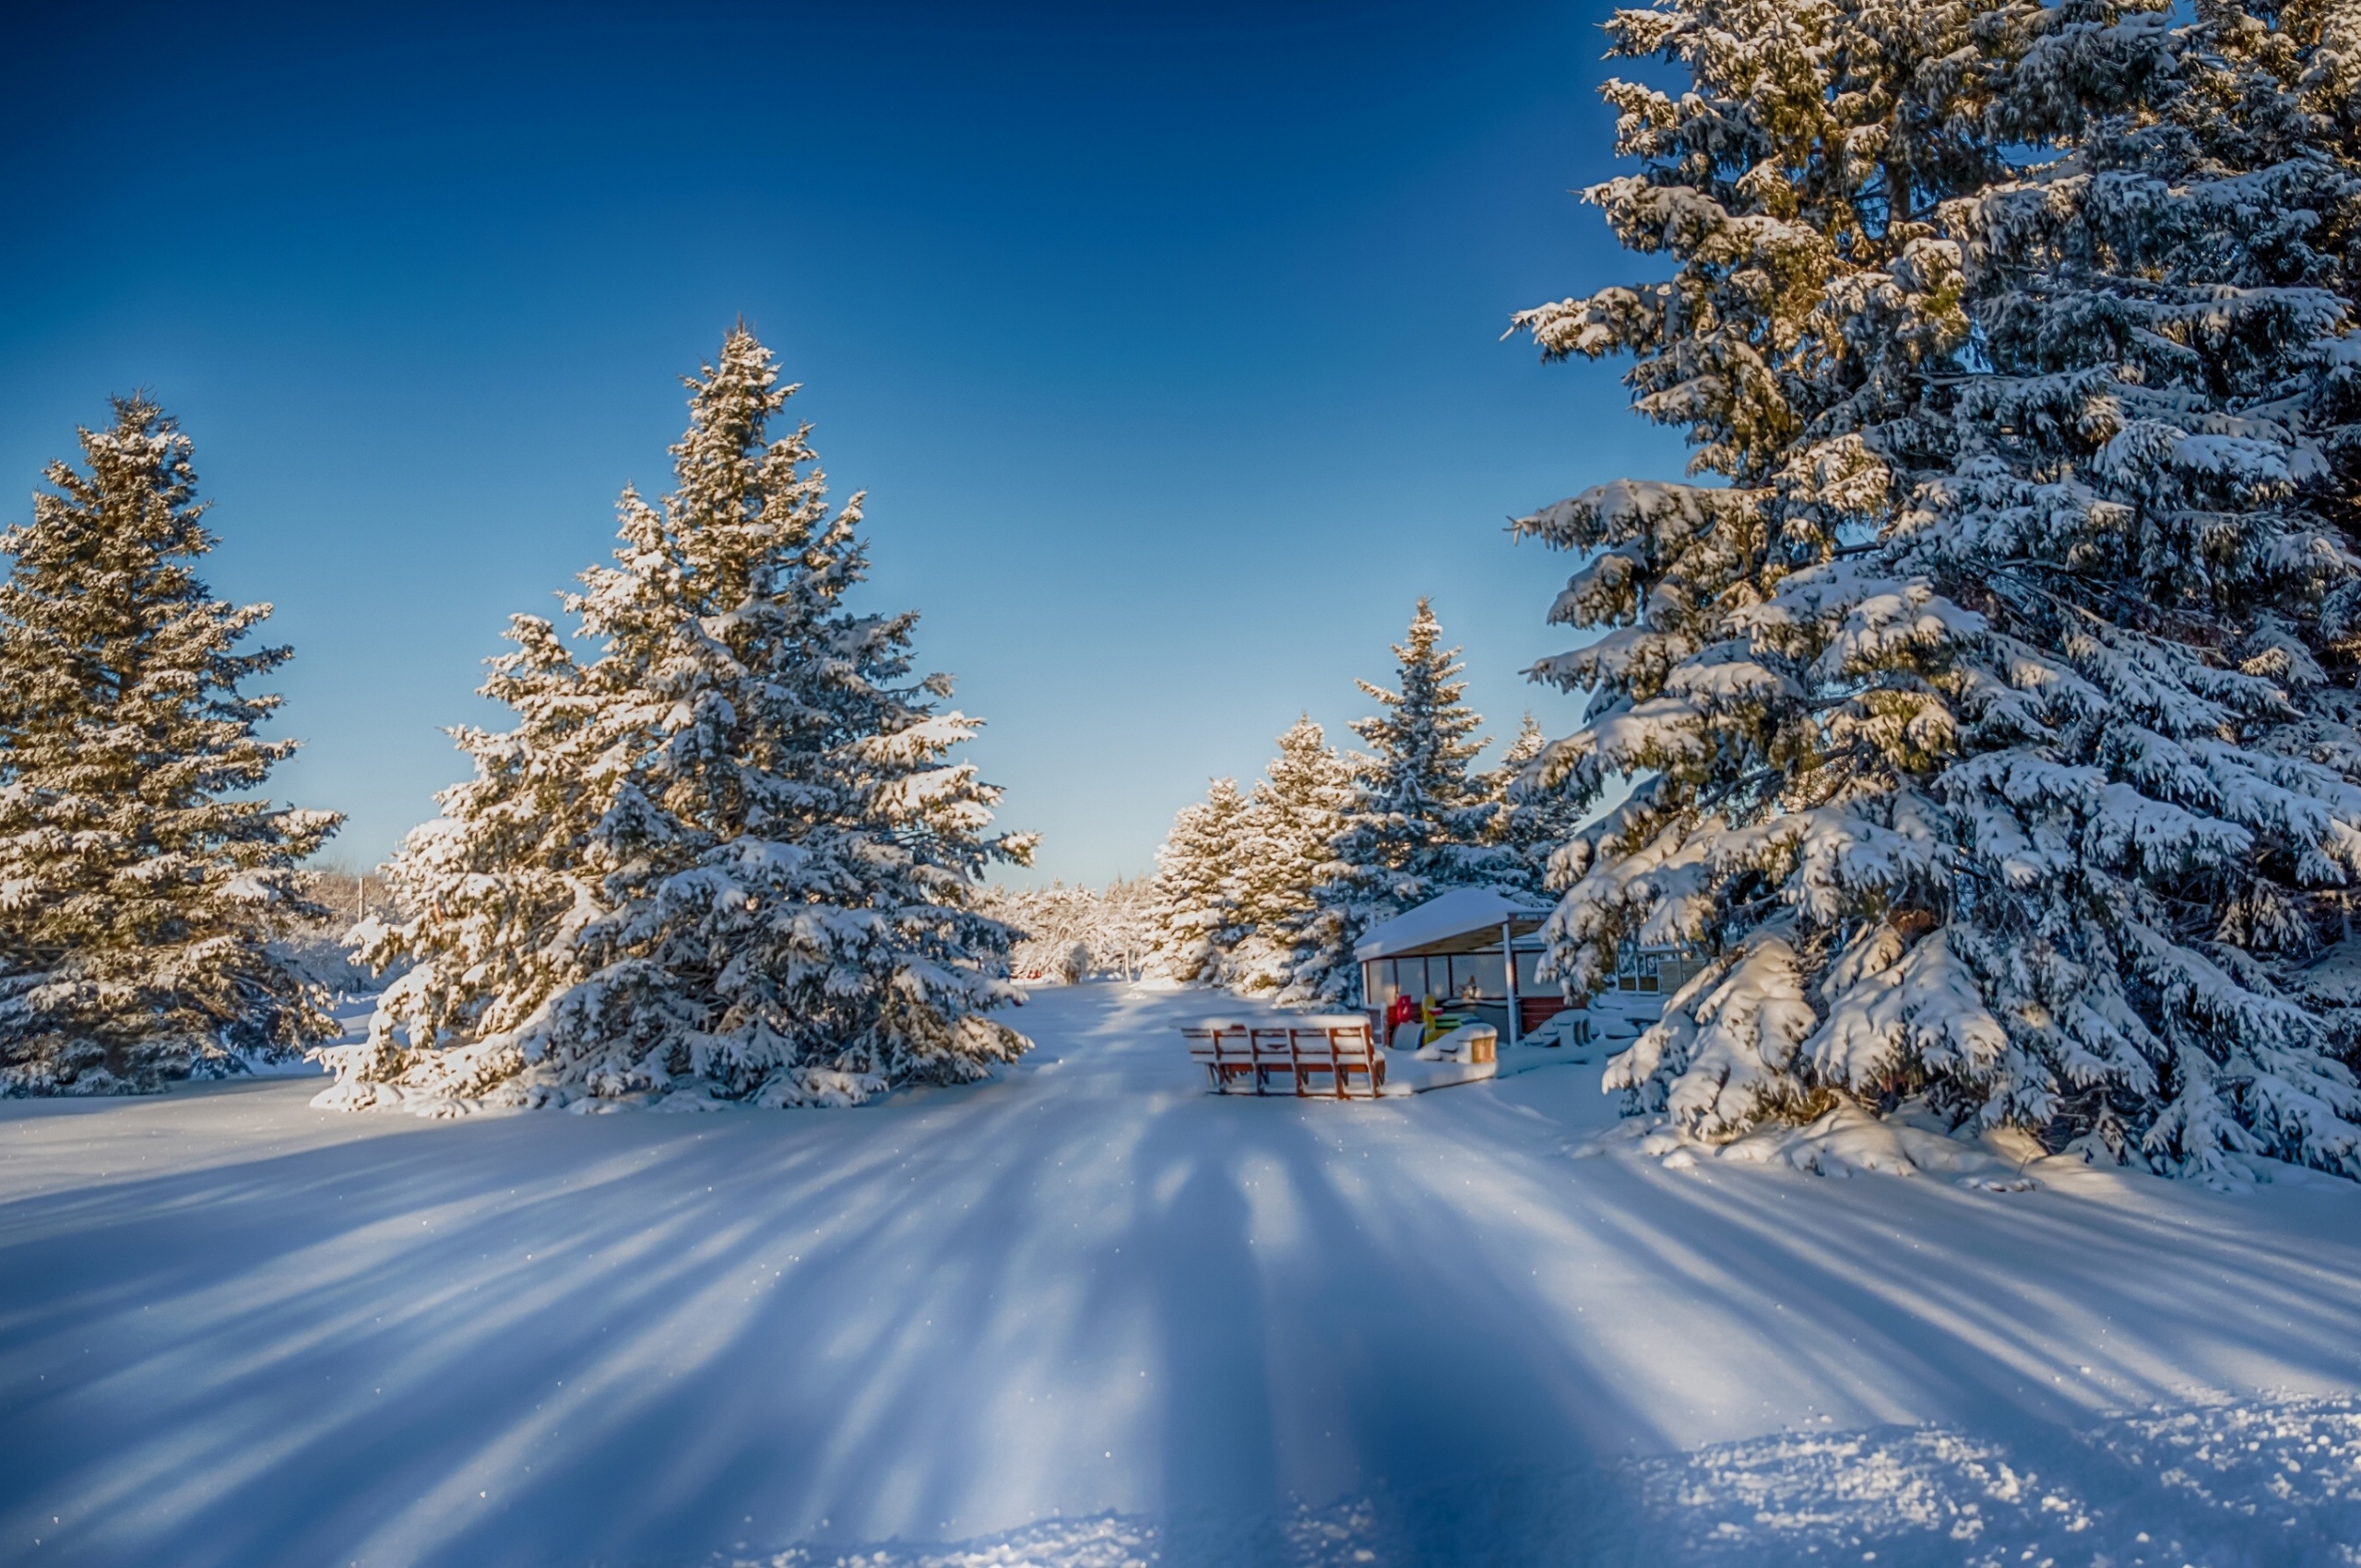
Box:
[1610,1393,2361,1568]
[1378,1021,1501,1096]
[709,1395,2361,1568]
[312,1063,897,1119]
[1374,1020,1605,1095]
[1588,1098,2361,1194]
[1584,1102,2049,1190]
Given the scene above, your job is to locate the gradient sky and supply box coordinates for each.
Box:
[0,1,1681,885]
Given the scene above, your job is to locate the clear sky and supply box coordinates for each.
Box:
[0,1,1681,885]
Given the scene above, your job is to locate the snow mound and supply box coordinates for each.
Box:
[716,1512,1153,1567]
[1614,1104,2047,1189]
[1617,1394,2361,1566]
[1375,1054,1497,1096]
[755,1067,889,1108]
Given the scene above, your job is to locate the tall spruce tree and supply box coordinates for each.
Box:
[2179,0,2361,1071]
[1286,601,1515,1005]
[1145,778,1246,984]
[1513,0,2361,1178]
[318,327,1032,1112]
[0,398,341,1095]
[1228,717,1355,994]
[1484,713,1589,897]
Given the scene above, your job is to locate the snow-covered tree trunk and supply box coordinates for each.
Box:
[320,327,1033,1112]
[1513,0,2361,1180]
[0,398,342,1095]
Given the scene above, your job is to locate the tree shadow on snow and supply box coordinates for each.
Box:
[2,1001,2359,1568]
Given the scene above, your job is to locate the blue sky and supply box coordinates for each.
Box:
[0,1,1680,885]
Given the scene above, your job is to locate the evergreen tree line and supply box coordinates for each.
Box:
[1,329,1031,1108]
[10,0,2361,1180]
[1143,599,1582,1004]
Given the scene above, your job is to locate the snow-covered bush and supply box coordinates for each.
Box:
[1092,875,1159,980]
[0,398,342,1094]
[1512,0,2361,1179]
[317,327,1033,1112]
[268,930,376,999]
[263,868,406,999]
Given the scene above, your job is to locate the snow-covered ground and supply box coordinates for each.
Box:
[2,982,2357,1567]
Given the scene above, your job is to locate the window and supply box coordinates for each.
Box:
[1658,956,1704,995]
[1453,953,1506,998]
[1513,950,1544,992]
[1393,956,1429,999]
[1615,949,1662,992]
[1366,962,1399,1008]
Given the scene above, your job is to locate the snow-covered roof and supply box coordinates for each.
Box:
[1353,887,1553,962]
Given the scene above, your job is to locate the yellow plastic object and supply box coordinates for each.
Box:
[1420,996,1479,1046]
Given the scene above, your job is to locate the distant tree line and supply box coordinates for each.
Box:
[979,878,1157,984]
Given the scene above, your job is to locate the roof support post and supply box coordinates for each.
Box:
[1501,918,1520,1050]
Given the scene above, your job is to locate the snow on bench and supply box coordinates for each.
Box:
[1183,1016,1383,1098]
[1181,1016,1502,1098]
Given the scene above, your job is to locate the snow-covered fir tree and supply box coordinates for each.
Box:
[318,327,1033,1111]
[1485,713,1590,897]
[1286,601,1516,1005]
[1227,717,1356,994]
[1145,778,1246,984]
[0,398,341,1095]
[1512,0,2361,1178]
[2174,0,2361,1063]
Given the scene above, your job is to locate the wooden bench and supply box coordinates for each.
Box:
[1310,1018,1382,1099]
[1251,1026,1299,1096]
[1181,1020,1256,1093]
[1180,1016,1382,1098]
[1290,1027,1340,1098]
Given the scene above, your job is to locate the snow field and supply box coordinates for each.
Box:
[725,1395,2361,1568]
[2,982,2358,1566]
